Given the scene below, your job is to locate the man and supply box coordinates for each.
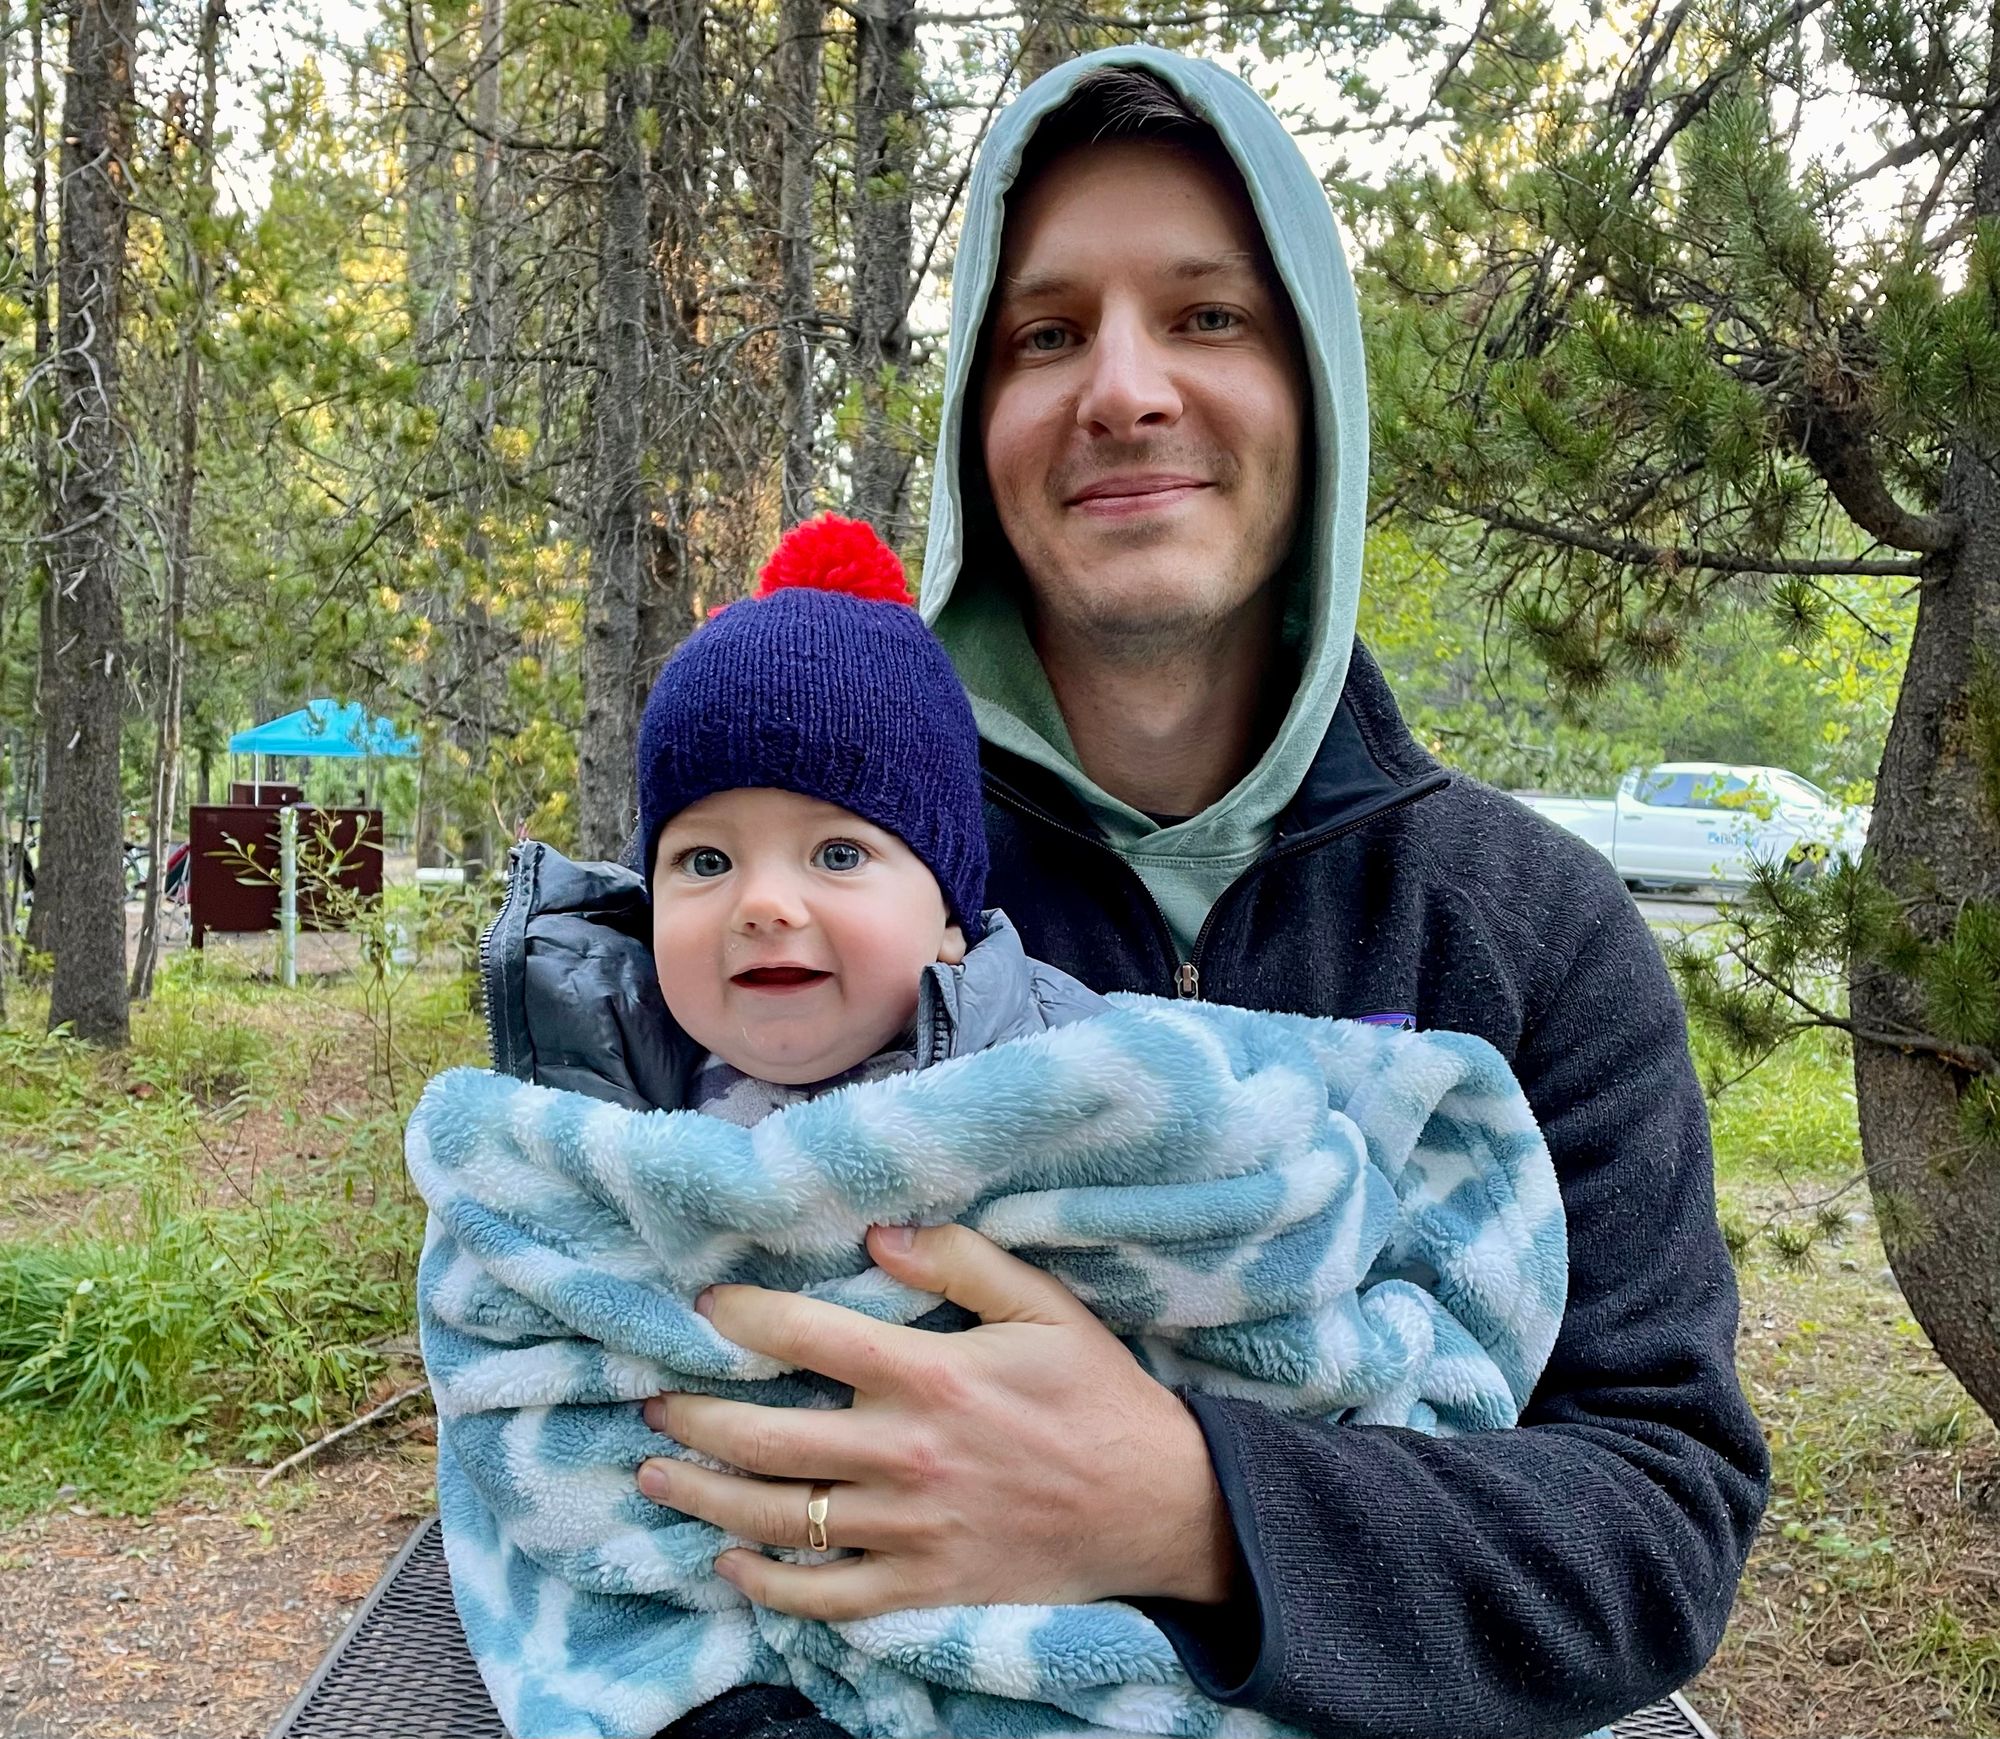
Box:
[643,46,1767,1739]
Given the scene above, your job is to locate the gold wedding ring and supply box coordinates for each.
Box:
[806,1483,832,1553]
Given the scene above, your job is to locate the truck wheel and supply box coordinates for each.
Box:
[1785,843,1830,882]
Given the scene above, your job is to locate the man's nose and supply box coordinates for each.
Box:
[1074,311,1182,437]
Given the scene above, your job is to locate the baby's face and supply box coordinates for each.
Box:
[652,788,967,1085]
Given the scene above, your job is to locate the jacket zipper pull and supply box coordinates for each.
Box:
[1176,961,1200,999]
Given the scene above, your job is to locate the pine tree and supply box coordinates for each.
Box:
[1364,0,2000,1421]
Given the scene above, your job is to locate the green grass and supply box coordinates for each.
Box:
[1694,1022,2000,1735]
[0,957,483,1513]
[1,959,1993,1731]
[1702,1025,1862,1188]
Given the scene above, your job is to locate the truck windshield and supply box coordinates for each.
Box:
[1765,772,1828,808]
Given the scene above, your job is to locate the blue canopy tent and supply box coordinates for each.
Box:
[229,701,417,801]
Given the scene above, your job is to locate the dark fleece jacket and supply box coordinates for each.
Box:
[978,644,1770,1739]
[483,648,1764,1739]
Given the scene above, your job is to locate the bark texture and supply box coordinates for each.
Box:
[1852,452,2000,1422]
[1019,0,1085,85]
[1848,43,2000,1424]
[42,0,136,1045]
[634,0,704,714]
[404,0,455,868]
[132,0,223,1002]
[23,0,51,959]
[577,4,652,861]
[848,0,916,541]
[777,0,823,528]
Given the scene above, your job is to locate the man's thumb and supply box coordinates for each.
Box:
[867,1222,1090,1326]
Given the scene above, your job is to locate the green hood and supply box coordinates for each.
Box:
[917,47,1371,954]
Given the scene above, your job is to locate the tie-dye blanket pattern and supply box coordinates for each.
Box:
[409,996,1567,1739]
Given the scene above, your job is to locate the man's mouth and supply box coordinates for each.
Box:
[731,966,831,990]
[1066,473,1212,516]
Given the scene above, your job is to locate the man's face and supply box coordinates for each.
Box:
[977,138,1308,657]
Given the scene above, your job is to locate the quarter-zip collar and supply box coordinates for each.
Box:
[985,642,1450,856]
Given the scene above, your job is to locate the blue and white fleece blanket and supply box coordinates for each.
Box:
[410,996,1566,1739]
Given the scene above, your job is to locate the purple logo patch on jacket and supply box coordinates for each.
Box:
[1357,1011,1417,1031]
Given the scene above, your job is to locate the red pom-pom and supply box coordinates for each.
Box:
[755,513,911,605]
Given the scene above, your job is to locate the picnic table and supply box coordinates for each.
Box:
[265,1515,1721,1739]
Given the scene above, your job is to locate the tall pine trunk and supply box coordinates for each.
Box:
[1019,0,1081,85]
[132,0,223,1003]
[458,0,506,874]
[1848,37,2000,1421]
[634,0,704,712]
[777,0,822,528]
[42,0,136,1045]
[23,0,52,960]
[577,4,651,861]
[848,0,916,541]
[405,0,457,869]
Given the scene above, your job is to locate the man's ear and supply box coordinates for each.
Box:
[938,923,968,966]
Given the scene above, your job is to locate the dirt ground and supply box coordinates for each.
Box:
[0,1440,437,1739]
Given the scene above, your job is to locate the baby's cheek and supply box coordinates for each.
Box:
[653,918,721,1042]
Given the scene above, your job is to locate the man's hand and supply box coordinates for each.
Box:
[637,1223,1240,1622]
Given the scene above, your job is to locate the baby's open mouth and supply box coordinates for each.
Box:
[731,966,831,988]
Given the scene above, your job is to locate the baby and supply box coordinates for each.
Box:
[412,512,1568,1739]
[633,513,1096,1124]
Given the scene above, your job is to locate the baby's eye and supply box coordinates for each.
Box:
[814,840,868,872]
[681,847,731,878]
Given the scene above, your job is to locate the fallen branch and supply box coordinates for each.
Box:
[257,1383,433,1489]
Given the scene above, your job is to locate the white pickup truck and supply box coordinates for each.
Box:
[1513,762,1870,889]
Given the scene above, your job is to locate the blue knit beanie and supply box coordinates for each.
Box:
[635,515,988,937]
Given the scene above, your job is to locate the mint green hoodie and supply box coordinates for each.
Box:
[917,47,1371,956]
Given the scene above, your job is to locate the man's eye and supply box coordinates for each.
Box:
[1191,307,1241,333]
[681,847,731,878]
[1023,326,1070,353]
[814,840,867,872]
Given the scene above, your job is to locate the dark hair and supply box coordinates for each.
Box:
[1012,66,1226,191]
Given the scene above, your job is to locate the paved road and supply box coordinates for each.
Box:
[1633,892,1725,932]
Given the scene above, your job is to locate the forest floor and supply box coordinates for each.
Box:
[0,961,1994,1738]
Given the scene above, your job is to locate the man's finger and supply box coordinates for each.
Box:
[637,1461,893,1553]
[715,1546,915,1623]
[699,1283,929,1393]
[654,1391,873,1480]
[866,1222,1095,1327]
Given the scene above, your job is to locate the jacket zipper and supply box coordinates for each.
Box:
[476,843,533,1072]
[983,783,1192,995]
[986,771,1450,1003]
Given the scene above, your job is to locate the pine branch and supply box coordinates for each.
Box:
[1789,403,1962,554]
[1467,507,1926,576]
[1829,109,1990,195]
[1726,945,2000,1076]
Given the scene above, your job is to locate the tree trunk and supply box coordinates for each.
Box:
[1848,34,2000,1425]
[23,0,52,961]
[457,0,506,875]
[577,4,651,861]
[1019,0,1081,85]
[406,0,458,871]
[848,0,916,541]
[777,0,823,528]
[42,0,136,1046]
[633,0,704,715]
[405,0,457,870]
[132,0,223,1003]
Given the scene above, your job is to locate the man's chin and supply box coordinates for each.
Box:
[1051,573,1256,651]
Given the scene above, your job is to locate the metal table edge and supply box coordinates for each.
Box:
[262,1513,444,1739]
[262,1513,1719,1739]
[1667,1689,1721,1739]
